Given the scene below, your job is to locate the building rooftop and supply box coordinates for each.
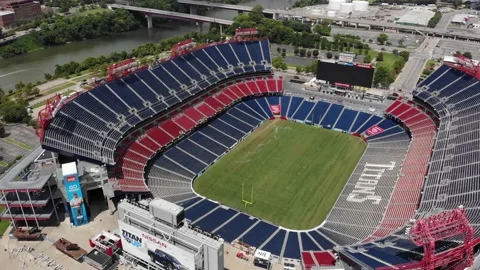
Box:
[0,146,56,191]
[396,10,435,26]
[451,14,469,24]
[0,10,14,15]
[61,162,77,176]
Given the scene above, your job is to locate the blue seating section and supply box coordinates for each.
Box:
[42,40,272,164]
[334,109,357,131]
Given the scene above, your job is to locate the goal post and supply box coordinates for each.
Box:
[242,183,254,207]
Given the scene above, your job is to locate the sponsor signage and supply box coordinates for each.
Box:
[335,82,351,88]
[119,222,195,270]
[269,105,281,115]
[366,125,384,136]
[64,173,88,227]
[356,63,373,69]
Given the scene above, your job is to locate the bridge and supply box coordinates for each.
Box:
[178,0,480,42]
[107,4,233,31]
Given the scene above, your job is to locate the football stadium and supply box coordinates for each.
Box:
[14,28,480,269]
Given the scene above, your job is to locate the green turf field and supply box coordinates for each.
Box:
[193,120,366,230]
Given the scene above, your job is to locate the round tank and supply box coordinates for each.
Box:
[327,10,337,17]
[328,0,345,10]
[340,3,355,13]
[353,0,369,12]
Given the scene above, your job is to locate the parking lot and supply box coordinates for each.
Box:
[0,125,39,174]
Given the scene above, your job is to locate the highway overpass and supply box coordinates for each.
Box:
[178,0,480,42]
[107,4,233,30]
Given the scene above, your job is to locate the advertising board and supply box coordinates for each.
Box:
[366,125,384,136]
[269,105,281,115]
[317,61,375,88]
[64,173,88,227]
[119,221,195,270]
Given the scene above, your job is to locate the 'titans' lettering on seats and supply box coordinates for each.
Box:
[346,161,396,204]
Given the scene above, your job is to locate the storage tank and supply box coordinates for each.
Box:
[340,3,355,13]
[353,0,369,12]
[327,10,337,17]
[328,0,345,10]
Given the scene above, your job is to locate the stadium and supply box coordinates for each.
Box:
[31,28,480,269]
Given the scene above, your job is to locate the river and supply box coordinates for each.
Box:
[0,0,294,90]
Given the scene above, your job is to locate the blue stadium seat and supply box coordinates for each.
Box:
[281,96,291,117]
[333,109,357,131]
[419,64,449,87]
[320,104,343,128]
[292,100,315,121]
[283,232,301,259]
[194,207,237,232]
[199,126,237,148]
[242,221,277,248]
[215,213,258,242]
[308,101,331,125]
[188,132,228,156]
[287,97,303,118]
[177,140,218,164]
[310,231,335,249]
[210,120,246,140]
[300,233,322,251]
[184,199,218,222]
[153,156,196,179]
[262,229,286,256]
[165,147,207,173]
[255,98,274,118]
[356,115,383,134]
[107,80,145,110]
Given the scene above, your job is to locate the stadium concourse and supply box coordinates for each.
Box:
[36,27,480,269]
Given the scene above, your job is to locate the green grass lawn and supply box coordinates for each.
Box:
[74,7,107,16]
[0,161,7,167]
[3,138,32,151]
[376,53,402,70]
[193,120,366,229]
[0,207,9,235]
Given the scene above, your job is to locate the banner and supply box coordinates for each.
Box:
[64,174,89,227]
[269,104,281,115]
[366,125,384,136]
[119,221,194,270]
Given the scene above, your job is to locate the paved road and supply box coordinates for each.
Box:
[390,37,439,92]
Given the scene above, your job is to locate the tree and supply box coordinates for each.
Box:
[364,54,372,63]
[307,50,312,57]
[281,51,286,58]
[294,47,299,55]
[374,66,390,86]
[463,52,473,59]
[272,56,285,69]
[393,49,399,55]
[44,73,52,80]
[0,123,5,138]
[399,51,410,62]
[453,0,462,9]
[277,47,281,53]
[377,33,388,45]
[0,102,30,123]
[386,41,392,46]
[393,58,406,74]
[398,39,404,47]
[299,48,306,57]
[376,52,384,61]
[282,48,286,53]
[312,49,319,57]
[296,66,303,74]
[326,51,333,59]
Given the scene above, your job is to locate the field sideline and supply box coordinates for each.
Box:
[193,120,366,230]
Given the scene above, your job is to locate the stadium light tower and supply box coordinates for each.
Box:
[377,206,480,270]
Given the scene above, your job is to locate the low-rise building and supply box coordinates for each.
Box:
[0,10,14,28]
[0,0,42,25]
